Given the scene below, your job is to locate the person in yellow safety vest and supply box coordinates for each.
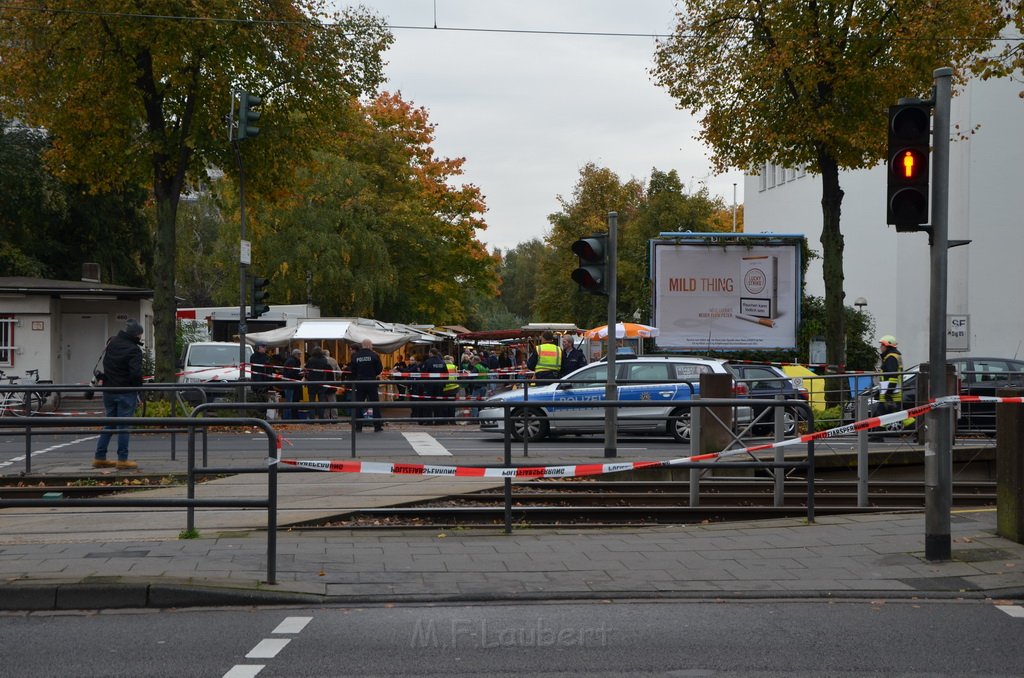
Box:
[871,334,909,441]
[528,330,562,381]
[443,355,460,423]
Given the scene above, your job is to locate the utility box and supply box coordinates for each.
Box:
[699,373,734,455]
[996,387,1024,544]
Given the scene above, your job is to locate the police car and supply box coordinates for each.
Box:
[478,356,749,443]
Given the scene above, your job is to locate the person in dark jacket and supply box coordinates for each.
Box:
[419,347,448,425]
[249,342,271,405]
[559,335,588,378]
[304,346,333,420]
[281,348,303,420]
[350,339,384,432]
[93,319,145,470]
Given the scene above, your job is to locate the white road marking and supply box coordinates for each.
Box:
[996,605,1024,618]
[222,666,264,678]
[272,616,313,634]
[245,638,291,659]
[402,432,452,456]
[1,435,98,466]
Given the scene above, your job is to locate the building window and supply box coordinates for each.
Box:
[797,165,807,178]
[758,164,767,191]
[787,167,796,182]
[766,163,776,189]
[0,316,13,367]
[776,164,786,186]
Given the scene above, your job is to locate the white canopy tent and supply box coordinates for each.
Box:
[246,318,416,353]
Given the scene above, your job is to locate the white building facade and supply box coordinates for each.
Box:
[744,69,1024,365]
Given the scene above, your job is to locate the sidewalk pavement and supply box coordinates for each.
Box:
[2,508,1022,610]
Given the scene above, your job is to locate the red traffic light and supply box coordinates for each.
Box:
[886,102,931,228]
[894,149,925,180]
[570,235,607,295]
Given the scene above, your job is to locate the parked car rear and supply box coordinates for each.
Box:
[728,363,810,436]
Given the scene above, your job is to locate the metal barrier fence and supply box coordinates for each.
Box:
[0,414,281,584]
[0,379,819,581]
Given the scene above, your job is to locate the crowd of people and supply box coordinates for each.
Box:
[246,332,592,427]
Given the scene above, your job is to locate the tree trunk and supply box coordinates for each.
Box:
[152,178,179,384]
[818,150,846,408]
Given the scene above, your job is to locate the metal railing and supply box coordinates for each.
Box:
[0,413,281,584]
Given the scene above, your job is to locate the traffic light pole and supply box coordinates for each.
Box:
[925,67,953,561]
[234,139,249,405]
[604,212,618,458]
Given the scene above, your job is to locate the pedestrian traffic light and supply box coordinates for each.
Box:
[235,90,261,141]
[571,234,607,295]
[886,101,931,231]
[250,275,270,317]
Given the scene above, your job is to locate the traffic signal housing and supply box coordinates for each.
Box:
[235,90,261,141]
[571,234,608,295]
[250,275,270,318]
[886,102,931,231]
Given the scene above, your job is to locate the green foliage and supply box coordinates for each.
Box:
[178,528,200,540]
[135,397,189,418]
[798,296,877,371]
[498,239,547,320]
[0,117,150,282]
[815,406,846,431]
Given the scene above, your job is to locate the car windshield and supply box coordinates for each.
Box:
[189,346,250,367]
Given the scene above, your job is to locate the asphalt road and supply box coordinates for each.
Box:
[0,421,947,478]
[2,600,1022,677]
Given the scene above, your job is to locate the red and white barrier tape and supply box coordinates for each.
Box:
[270,394,1024,479]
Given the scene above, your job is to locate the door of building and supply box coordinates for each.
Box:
[61,314,109,385]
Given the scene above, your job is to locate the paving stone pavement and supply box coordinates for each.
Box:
[1,508,1022,610]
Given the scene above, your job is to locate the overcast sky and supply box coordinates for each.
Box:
[338,0,745,253]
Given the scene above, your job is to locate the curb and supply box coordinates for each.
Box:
[3,582,1022,611]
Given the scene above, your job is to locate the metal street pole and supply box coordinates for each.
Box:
[925,66,952,561]
[604,212,618,458]
[233,139,249,406]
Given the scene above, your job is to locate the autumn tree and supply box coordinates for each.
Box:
[973,2,1024,94]
[538,163,644,329]
[653,0,1003,387]
[249,92,498,323]
[619,169,729,324]
[0,2,392,380]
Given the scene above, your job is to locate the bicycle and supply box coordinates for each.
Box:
[0,369,57,416]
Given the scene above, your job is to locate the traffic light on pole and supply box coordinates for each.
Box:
[235,90,261,141]
[250,275,270,318]
[886,102,931,231]
[570,234,608,295]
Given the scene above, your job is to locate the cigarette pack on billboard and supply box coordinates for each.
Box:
[739,255,777,319]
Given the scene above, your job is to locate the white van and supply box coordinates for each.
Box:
[177,342,253,402]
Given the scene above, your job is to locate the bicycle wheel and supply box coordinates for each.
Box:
[5,391,43,415]
[24,391,45,415]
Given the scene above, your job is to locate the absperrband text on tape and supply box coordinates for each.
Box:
[270,394,1022,479]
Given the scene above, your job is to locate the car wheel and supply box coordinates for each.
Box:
[782,407,800,436]
[511,407,549,443]
[668,408,691,443]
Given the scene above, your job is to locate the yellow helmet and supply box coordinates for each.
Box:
[879,335,898,347]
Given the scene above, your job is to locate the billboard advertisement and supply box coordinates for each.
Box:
[651,235,802,351]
